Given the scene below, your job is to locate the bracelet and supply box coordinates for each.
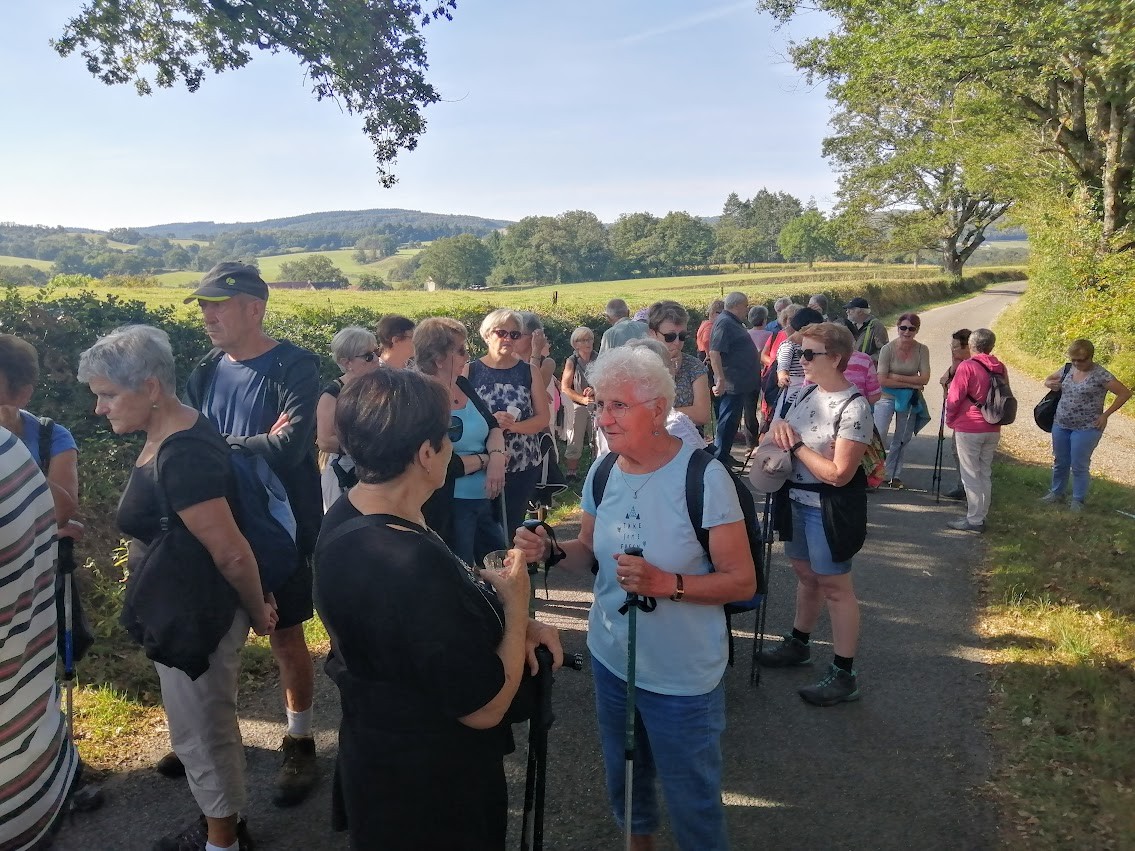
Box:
[489,448,508,457]
[478,454,488,470]
[790,440,805,455]
[669,574,684,602]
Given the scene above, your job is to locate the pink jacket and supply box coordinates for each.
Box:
[946,353,1006,433]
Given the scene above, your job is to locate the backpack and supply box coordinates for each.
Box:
[968,361,1018,425]
[591,450,764,615]
[225,445,301,593]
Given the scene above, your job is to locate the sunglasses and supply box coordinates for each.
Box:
[491,329,524,340]
[355,350,380,362]
[800,349,830,362]
[898,325,918,332]
[660,331,689,343]
[447,416,464,443]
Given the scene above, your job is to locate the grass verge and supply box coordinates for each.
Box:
[980,459,1135,847]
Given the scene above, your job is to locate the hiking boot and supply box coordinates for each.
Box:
[799,664,860,706]
[152,815,254,851]
[272,735,317,808]
[944,486,965,500]
[155,750,185,778]
[947,518,986,533]
[1039,491,1062,504]
[757,635,812,668]
[1069,500,1084,513]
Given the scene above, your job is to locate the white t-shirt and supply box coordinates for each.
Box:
[581,443,743,695]
[776,385,872,508]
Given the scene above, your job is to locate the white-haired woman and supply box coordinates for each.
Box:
[78,324,276,851]
[468,309,550,537]
[560,325,598,480]
[316,326,383,512]
[515,346,754,851]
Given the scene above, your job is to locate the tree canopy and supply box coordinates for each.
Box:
[52,0,457,187]
[276,254,348,285]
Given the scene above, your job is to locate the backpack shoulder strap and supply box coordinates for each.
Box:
[36,416,55,474]
[457,374,498,432]
[967,359,993,404]
[591,451,619,509]
[832,390,865,438]
[318,514,390,552]
[683,449,714,556]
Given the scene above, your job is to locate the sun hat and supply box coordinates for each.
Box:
[748,443,793,493]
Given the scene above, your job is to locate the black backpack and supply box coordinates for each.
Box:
[590,450,764,613]
[968,360,1018,425]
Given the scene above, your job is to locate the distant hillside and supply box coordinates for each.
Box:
[133,209,513,240]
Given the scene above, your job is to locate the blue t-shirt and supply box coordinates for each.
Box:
[18,409,78,469]
[202,350,280,437]
[453,398,492,501]
[581,443,743,695]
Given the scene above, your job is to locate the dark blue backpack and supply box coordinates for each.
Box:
[226,444,300,594]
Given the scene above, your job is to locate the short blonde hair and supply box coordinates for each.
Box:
[570,326,594,345]
[414,317,467,376]
[798,321,855,371]
[479,308,521,343]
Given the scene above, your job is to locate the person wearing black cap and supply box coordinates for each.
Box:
[843,297,888,363]
[178,262,323,809]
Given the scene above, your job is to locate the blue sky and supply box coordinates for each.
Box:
[0,2,837,230]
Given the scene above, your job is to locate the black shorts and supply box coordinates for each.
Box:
[273,554,314,630]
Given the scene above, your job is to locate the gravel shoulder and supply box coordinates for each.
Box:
[60,281,1131,850]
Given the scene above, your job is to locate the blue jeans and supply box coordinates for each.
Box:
[593,659,728,850]
[713,391,748,463]
[451,498,507,568]
[873,394,914,480]
[1050,425,1103,503]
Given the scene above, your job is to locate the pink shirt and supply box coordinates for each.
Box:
[946,353,1006,433]
[843,352,881,401]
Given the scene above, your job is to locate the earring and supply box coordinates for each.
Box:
[151,402,159,410]
[652,428,661,436]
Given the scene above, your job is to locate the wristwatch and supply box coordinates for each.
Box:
[669,574,685,602]
[790,440,805,455]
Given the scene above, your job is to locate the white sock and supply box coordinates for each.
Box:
[205,843,237,851]
[286,706,313,738]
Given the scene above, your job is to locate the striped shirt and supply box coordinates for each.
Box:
[0,429,77,851]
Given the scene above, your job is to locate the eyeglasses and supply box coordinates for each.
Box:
[897,325,918,332]
[355,350,380,362]
[799,349,830,362]
[660,331,689,343]
[589,398,657,419]
[491,329,523,340]
[447,416,464,443]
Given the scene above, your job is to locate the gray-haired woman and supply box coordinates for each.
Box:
[316,326,383,512]
[78,324,275,851]
[560,325,598,479]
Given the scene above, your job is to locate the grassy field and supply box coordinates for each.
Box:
[152,247,420,287]
[0,254,53,270]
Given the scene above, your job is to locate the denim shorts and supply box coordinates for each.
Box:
[783,500,852,575]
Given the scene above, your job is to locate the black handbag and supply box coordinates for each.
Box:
[1033,363,1071,433]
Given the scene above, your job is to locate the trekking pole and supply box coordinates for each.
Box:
[932,396,947,504]
[750,494,775,687]
[59,536,77,737]
[618,546,656,851]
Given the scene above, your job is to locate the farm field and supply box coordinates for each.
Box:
[22,262,1024,318]
[153,246,420,286]
[0,254,53,270]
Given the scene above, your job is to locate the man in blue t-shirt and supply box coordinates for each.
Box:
[709,291,760,467]
[181,262,323,809]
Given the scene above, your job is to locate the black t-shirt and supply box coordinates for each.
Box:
[117,416,232,558]
[314,496,511,758]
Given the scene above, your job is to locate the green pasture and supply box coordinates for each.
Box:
[0,254,53,271]
[153,247,420,287]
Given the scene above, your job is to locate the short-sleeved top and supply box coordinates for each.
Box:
[314,497,510,759]
[116,417,231,564]
[841,352,882,401]
[202,349,282,437]
[580,442,743,695]
[600,318,649,352]
[1055,364,1115,430]
[778,385,872,508]
[468,359,541,472]
[16,409,78,469]
[748,327,773,353]
[776,340,806,387]
[877,341,930,396]
[696,319,715,354]
[673,353,708,409]
[709,311,760,394]
[453,397,492,500]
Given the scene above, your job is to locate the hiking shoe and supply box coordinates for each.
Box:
[1039,491,1062,504]
[887,478,904,489]
[944,486,965,500]
[1069,500,1085,513]
[272,735,317,808]
[757,635,813,668]
[947,518,986,533]
[799,664,860,706]
[155,750,185,778]
[152,815,254,851]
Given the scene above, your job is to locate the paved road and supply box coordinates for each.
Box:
[60,285,1036,850]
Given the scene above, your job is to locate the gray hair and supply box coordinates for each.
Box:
[773,296,793,313]
[605,298,630,319]
[479,308,522,342]
[626,337,672,366]
[747,305,768,326]
[779,302,803,327]
[809,293,829,312]
[970,328,996,354]
[570,326,594,345]
[724,291,748,310]
[77,324,176,394]
[331,326,378,372]
[518,311,543,333]
[589,345,675,412]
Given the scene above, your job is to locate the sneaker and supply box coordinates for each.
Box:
[799,664,860,706]
[887,478,904,489]
[1069,500,1084,513]
[152,815,254,851]
[1039,491,1062,504]
[947,518,986,533]
[944,486,965,500]
[155,750,185,778]
[272,734,317,808]
[757,635,813,668]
